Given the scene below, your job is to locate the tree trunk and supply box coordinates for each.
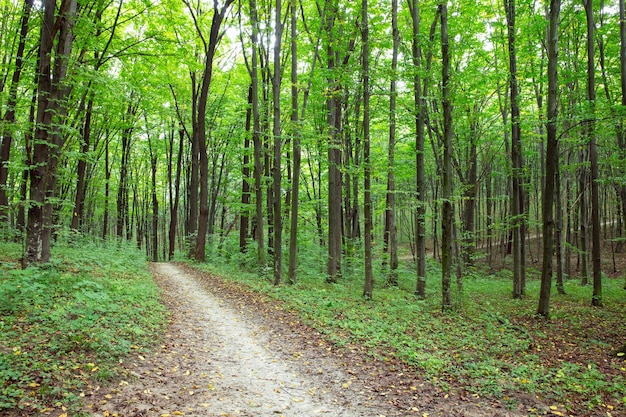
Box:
[383,0,399,287]
[362,0,373,299]
[149,134,159,262]
[537,0,561,318]
[188,76,199,255]
[506,0,526,299]
[188,0,235,262]
[103,137,110,240]
[326,0,342,283]
[116,103,137,240]
[249,0,266,268]
[168,128,184,259]
[71,97,94,231]
[411,2,436,299]
[440,1,453,311]
[584,0,602,306]
[26,0,77,265]
[288,0,301,285]
[272,0,284,285]
[240,86,253,253]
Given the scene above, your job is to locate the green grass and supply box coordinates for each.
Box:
[192,235,626,415]
[0,238,166,415]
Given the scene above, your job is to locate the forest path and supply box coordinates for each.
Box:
[84,263,387,417]
[83,263,528,417]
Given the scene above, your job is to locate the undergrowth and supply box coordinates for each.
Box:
[191,234,626,415]
[0,238,166,416]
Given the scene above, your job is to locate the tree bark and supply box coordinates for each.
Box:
[272,0,284,285]
[186,0,235,262]
[170,128,184,259]
[584,0,602,306]
[26,0,77,265]
[362,0,373,299]
[383,0,399,287]
[288,0,301,285]
[440,1,453,311]
[240,86,253,253]
[505,0,526,299]
[326,0,342,283]
[249,0,266,268]
[537,0,561,317]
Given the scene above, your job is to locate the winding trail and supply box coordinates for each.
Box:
[84,263,387,417]
[83,263,528,417]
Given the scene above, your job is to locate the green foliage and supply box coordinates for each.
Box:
[0,239,166,414]
[193,236,626,414]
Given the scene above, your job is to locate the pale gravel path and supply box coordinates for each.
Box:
[84,263,388,417]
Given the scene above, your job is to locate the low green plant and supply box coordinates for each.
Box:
[191,236,626,415]
[0,239,166,415]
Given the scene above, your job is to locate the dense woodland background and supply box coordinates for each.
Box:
[1,0,626,315]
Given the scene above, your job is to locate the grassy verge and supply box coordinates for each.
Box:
[190,239,626,416]
[0,239,166,416]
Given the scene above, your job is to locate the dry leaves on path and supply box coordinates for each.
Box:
[82,263,529,417]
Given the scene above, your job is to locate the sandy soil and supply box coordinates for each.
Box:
[81,263,533,417]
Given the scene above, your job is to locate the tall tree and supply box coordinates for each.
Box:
[362,0,373,299]
[326,0,342,283]
[505,0,526,298]
[440,1,453,310]
[287,0,301,284]
[248,0,266,268]
[383,0,400,286]
[184,0,235,261]
[538,0,561,317]
[25,0,77,265]
[272,0,284,285]
[583,0,602,306]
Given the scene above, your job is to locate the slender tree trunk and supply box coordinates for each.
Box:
[240,86,253,252]
[148,134,159,262]
[556,163,566,294]
[579,149,590,284]
[116,104,137,240]
[288,0,301,284]
[188,76,199,255]
[189,0,235,262]
[249,0,266,268]
[362,0,373,299]
[103,137,110,240]
[506,0,526,298]
[440,1,453,311]
[272,0,284,285]
[326,0,342,283]
[71,97,94,231]
[169,128,184,259]
[584,0,602,306]
[537,0,561,317]
[411,0,434,298]
[619,0,626,274]
[383,0,399,287]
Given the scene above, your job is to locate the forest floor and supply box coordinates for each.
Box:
[81,263,534,417]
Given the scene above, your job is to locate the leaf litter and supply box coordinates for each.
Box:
[82,263,534,417]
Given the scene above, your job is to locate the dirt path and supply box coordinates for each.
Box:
[82,263,529,417]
